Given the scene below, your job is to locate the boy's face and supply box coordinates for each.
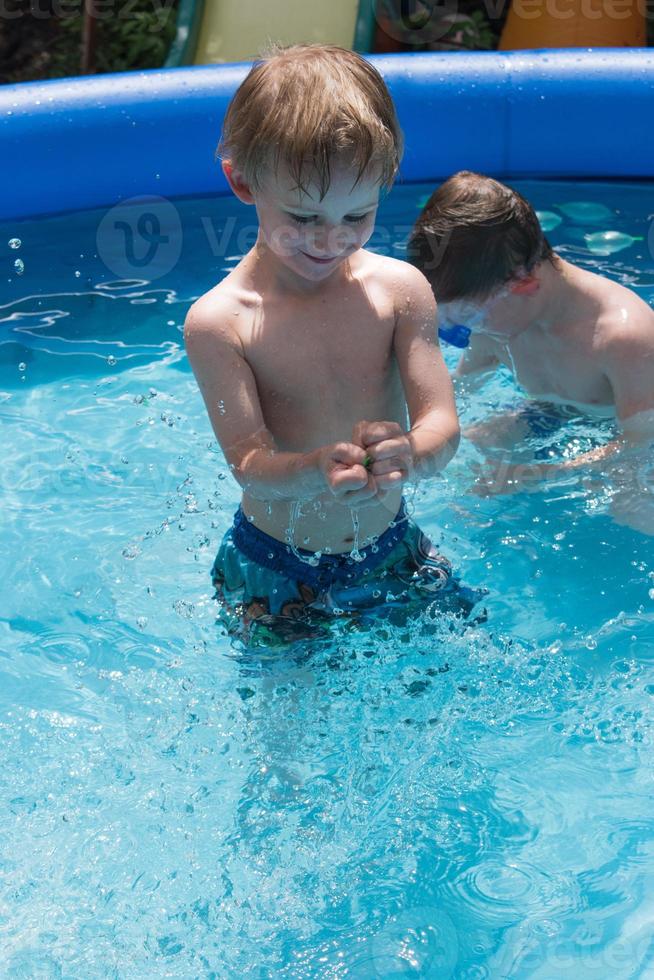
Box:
[438,285,519,341]
[237,159,382,282]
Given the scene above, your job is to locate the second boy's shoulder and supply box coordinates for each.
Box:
[593,273,654,354]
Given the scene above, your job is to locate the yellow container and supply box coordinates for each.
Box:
[195,0,361,64]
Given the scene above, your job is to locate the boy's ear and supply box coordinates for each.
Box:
[509,274,540,297]
[222,160,255,205]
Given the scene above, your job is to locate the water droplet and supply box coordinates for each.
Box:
[218,400,226,415]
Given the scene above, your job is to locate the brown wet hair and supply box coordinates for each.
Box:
[407,170,558,302]
[216,42,403,200]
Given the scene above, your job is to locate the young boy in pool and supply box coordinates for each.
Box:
[407,171,654,497]
[184,44,481,645]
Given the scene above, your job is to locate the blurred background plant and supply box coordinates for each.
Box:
[1,0,652,84]
[0,0,179,83]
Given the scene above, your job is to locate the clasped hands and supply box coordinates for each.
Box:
[319,420,413,506]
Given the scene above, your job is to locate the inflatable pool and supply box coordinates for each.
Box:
[3,49,654,222]
[3,49,654,978]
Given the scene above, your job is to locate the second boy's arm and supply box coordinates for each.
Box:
[543,329,654,471]
[475,331,654,495]
[454,332,500,383]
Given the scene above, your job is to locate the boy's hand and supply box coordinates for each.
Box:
[352,420,413,490]
[317,442,379,504]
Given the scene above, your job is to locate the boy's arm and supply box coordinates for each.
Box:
[184,302,370,501]
[475,329,654,496]
[557,326,654,470]
[393,265,461,480]
[454,332,500,381]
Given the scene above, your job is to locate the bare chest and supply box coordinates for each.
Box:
[240,298,404,449]
[499,333,614,406]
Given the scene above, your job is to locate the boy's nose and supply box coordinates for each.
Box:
[307,225,356,256]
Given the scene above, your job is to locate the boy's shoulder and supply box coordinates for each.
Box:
[183,271,255,347]
[594,274,654,347]
[573,271,654,383]
[360,250,430,284]
[358,251,436,309]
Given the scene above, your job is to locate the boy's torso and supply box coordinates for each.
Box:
[207,250,409,552]
[492,268,654,414]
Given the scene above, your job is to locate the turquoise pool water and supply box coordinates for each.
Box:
[1,180,654,977]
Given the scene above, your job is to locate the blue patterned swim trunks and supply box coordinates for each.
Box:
[517,400,613,460]
[210,499,485,646]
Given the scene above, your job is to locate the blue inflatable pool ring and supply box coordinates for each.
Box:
[438,324,471,348]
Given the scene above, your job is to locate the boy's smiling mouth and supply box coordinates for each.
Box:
[300,251,342,264]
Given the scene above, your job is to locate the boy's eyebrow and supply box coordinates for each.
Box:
[283,201,379,214]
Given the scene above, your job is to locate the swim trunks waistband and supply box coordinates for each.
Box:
[230,498,409,590]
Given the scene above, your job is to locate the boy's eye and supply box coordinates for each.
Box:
[286,213,371,225]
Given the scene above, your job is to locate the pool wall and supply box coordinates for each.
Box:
[3,49,654,222]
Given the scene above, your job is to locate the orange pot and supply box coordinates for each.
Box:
[499,0,646,49]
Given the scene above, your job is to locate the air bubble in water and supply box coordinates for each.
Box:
[107,355,117,366]
[218,400,226,415]
[14,259,24,275]
[18,362,26,372]
[8,238,21,249]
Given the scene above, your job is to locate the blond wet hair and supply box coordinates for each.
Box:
[216,42,403,199]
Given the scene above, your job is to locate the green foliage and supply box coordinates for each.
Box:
[49,0,178,78]
[442,9,496,51]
